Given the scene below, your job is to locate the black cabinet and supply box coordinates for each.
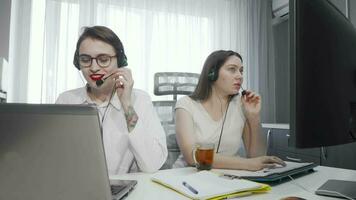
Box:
[263,125,321,164]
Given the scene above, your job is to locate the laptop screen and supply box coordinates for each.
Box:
[0,104,112,200]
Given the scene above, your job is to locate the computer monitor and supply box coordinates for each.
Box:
[289,0,356,198]
[289,0,356,148]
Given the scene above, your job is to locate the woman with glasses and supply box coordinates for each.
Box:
[56,26,168,175]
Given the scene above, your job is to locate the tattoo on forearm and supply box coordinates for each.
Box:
[124,106,138,132]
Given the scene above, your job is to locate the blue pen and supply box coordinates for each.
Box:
[182,181,199,194]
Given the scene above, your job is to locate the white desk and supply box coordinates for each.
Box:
[110,166,356,200]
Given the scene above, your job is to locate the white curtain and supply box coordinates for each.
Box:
[9,0,274,121]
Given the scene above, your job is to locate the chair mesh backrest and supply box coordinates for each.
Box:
[152,100,178,148]
[152,101,175,125]
[153,73,200,169]
[154,72,200,100]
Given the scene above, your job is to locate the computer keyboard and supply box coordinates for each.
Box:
[259,161,313,175]
[243,161,317,184]
[111,185,126,195]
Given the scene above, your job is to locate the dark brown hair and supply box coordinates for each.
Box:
[190,50,242,101]
[73,26,127,70]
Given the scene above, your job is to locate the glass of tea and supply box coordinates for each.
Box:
[192,142,215,170]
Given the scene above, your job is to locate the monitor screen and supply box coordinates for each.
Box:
[290,0,356,148]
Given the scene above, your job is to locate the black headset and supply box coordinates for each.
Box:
[117,50,128,68]
[73,46,128,70]
[208,65,219,82]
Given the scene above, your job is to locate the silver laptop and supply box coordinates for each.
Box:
[0,103,136,200]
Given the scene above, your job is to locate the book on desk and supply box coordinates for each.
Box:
[151,170,270,200]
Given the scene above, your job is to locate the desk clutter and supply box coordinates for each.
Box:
[151,170,270,200]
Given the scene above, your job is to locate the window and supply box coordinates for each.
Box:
[10,0,253,103]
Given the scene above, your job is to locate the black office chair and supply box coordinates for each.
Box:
[152,72,200,169]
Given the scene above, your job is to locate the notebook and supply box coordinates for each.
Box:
[151,170,270,200]
[212,161,317,184]
[0,103,136,200]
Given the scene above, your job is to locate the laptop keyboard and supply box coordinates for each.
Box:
[111,185,126,195]
[259,161,314,175]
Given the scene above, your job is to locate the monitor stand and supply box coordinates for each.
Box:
[315,179,356,199]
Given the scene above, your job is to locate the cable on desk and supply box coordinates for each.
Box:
[287,175,314,194]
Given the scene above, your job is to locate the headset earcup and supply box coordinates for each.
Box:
[73,50,80,70]
[208,71,214,81]
[118,52,128,68]
[208,68,218,82]
[120,56,128,67]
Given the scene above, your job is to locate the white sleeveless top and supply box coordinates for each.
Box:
[173,95,246,168]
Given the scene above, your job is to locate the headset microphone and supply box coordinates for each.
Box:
[96,73,115,87]
[235,86,247,97]
[96,80,104,87]
[241,86,247,96]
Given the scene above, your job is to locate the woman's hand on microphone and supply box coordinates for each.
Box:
[241,90,261,121]
[112,68,134,109]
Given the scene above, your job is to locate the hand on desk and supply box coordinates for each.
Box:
[246,156,286,171]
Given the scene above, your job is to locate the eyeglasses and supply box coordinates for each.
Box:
[79,54,116,68]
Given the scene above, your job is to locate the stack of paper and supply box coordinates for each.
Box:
[151,170,270,200]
